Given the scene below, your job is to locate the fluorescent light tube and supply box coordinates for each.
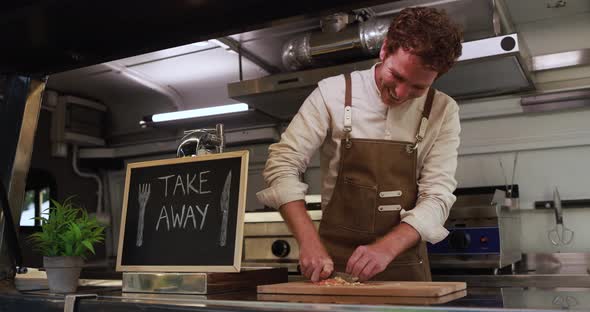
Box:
[149,103,249,123]
[192,41,210,47]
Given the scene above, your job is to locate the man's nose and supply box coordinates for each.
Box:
[395,84,411,99]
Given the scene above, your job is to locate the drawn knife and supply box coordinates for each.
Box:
[219,170,231,247]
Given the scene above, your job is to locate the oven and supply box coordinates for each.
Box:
[428,185,522,273]
[242,195,321,273]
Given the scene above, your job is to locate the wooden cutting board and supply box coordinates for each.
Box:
[258,289,467,305]
[257,281,466,297]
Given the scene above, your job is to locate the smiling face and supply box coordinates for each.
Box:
[374,44,439,107]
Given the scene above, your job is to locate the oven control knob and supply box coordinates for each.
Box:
[271,240,291,258]
[449,230,471,250]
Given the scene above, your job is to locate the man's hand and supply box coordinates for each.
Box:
[299,240,334,282]
[345,242,394,281]
[278,200,334,282]
[346,222,421,281]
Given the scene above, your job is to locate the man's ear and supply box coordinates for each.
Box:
[379,38,388,61]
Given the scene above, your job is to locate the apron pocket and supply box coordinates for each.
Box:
[377,242,431,281]
[323,178,376,233]
[390,243,423,266]
[374,260,429,281]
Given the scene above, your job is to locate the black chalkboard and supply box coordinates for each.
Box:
[116,151,248,272]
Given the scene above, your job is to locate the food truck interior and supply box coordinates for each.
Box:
[1,0,590,310]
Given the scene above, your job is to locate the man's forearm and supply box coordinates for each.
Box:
[280,200,334,281]
[375,222,421,259]
[278,200,321,246]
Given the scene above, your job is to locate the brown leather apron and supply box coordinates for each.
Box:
[318,72,435,281]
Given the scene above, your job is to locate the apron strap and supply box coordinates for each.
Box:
[343,73,352,148]
[408,88,436,153]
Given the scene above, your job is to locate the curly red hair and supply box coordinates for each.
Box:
[384,7,463,75]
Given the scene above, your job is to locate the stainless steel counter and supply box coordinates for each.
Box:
[434,253,590,288]
[4,253,590,311]
[434,273,590,288]
[7,274,590,311]
[4,285,590,312]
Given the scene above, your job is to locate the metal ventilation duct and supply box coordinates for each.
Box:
[228,33,534,120]
[281,17,390,71]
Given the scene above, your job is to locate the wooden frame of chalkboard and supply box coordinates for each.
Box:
[116,150,248,272]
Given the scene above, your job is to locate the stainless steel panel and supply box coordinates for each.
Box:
[123,272,208,294]
[244,211,322,223]
[434,253,590,288]
[229,34,534,120]
[244,223,292,236]
[430,254,504,269]
[447,205,499,220]
[521,87,590,113]
[78,127,279,159]
[123,269,287,295]
[533,48,590,72]
[244,220,319,236]
[228,59,376,120]
[434,274,590,288]
[240,261,299,273]
[433,55,532,99]
[521,253,590,275]
[445,219,498,227]
[498,209,521,268]
[244,237,299,261]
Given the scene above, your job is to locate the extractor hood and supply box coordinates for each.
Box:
[228,33,534,120]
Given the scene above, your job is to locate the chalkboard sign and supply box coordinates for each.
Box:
[116,151,248,272]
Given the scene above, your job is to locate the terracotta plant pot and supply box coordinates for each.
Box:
[43,256,84,293]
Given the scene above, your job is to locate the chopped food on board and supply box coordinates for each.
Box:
[314,276,363,286]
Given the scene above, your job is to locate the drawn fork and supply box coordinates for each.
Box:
[136,183,151,247]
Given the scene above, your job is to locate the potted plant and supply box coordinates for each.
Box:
[28,197,105,293]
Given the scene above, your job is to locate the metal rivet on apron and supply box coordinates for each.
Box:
[345,139,352,149]
[379,190,402,198]
[377,205,402,212]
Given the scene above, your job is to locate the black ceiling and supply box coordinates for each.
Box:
[1,0,391,76]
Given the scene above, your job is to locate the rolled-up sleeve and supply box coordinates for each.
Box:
[256,87,330,209]
[401,104,461,244]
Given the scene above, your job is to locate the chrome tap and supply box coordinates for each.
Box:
[177,123,225,157]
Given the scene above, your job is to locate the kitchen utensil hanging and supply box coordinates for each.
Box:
[547,187,574,246]
[498,152,518,207]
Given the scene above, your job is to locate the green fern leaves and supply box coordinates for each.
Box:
[28,197,105,259]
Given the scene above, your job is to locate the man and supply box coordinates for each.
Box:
[257,7,463,282]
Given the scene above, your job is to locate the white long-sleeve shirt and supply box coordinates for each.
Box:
[256,64,461,244]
